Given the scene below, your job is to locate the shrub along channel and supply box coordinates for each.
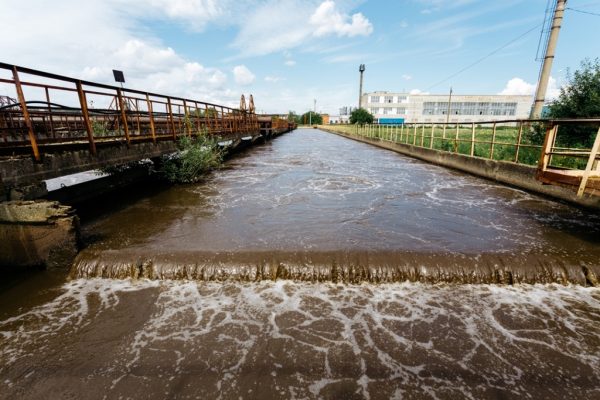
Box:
[160,135,224,183]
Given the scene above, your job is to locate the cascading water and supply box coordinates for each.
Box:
[71,128,600,285]
[2,129,599,399]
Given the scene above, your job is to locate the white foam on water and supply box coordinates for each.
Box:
[3,280,596,398]
[0,279,160,373]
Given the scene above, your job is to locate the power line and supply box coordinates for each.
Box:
[536,0,556,61]
[425,23,542,91]
[566,7,600,16]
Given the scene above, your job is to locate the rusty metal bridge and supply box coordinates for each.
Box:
[0,63,295,199]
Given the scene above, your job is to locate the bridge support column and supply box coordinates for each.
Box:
[0,200,79,269]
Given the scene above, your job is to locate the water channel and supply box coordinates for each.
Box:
[1,128,599,399]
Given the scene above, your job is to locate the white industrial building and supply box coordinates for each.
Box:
[362,91,532,124]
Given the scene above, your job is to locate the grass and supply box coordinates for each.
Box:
[321,124,547,166]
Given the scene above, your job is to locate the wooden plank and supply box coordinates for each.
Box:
[577,126,600,197]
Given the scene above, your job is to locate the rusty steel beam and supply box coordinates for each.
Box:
[12,67,41,161]
[75,80,97,155]
[0,63,266,157]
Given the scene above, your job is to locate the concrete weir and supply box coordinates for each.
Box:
[0,200,79,269]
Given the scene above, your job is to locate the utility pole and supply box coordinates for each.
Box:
[358,64,365,109]
[530,0,567,119]
[446,87,453,126]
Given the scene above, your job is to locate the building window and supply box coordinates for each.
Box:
[396,107,406,114]
[369,96,380,103]
[396,96,407,103]
[383,108,392,115]
[422,101,517,116]
[384,96,394,104]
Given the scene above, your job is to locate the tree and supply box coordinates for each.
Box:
[301,111,322,125]
[287,111,300,124]
[349,108,374,125]
[548,58,600,147]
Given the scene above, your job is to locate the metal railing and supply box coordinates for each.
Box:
[537,120,600,197]
[0,63,260,161]
[324,119,600,197]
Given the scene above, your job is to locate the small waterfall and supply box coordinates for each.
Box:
[70,250,599,285]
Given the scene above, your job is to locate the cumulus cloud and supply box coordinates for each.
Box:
[233,65,256,85]
[231,0,373,56]
[499,77,560,100]
[0,0,239,107]
[285,60,297,67]
[310,1,373,37]
[409,89,430,95]
[402,74,413,80]
[498,77,535,96]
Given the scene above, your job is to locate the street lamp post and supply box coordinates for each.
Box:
[358,64,365,109]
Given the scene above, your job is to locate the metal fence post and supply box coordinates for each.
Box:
[470,122,475,157]
[116,88,131,145]
[76,80,97,155]
[430,124,435,149]
[12,67,41,160]
[490,122,497,159]
[167,98,176,140]
[145,94,157,143]
[514,121,523,163]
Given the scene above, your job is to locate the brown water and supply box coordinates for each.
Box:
[1,128,600,399]
[73,128,600,283]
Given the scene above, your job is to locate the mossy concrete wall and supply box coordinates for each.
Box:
[0,201,79,269]
[0,141,178,201]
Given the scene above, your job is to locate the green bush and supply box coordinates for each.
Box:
[160,135,223,183]
[350,108,374,125]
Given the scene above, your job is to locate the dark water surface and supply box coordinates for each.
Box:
[1,129,599,399]
[74,128,600,283]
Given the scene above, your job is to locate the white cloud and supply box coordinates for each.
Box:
[231,0,373,57]
[285,60,297,67]
[402,74,413,80]
[233,65,256,85]
[112,0,229,31]
[265,76,284,83]
[0,0,239,108]
[499,77,560,100]
[410,89,430,95]
[498,77,535,96]
[310,1,373,37]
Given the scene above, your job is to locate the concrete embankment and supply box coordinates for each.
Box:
[1,130,295,269]
[0,201,79,269]
[320,127,600,210]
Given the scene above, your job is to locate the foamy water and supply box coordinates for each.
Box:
[1,280,599,399]
[73,129,600,283]
[3,129,600,399]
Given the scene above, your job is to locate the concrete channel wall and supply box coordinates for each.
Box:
[1,128,296,269]
[319,127,600,211]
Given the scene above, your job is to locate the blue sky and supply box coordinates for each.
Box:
[1,0,600,114]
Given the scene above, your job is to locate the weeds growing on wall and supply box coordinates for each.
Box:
[160,135,223,183]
